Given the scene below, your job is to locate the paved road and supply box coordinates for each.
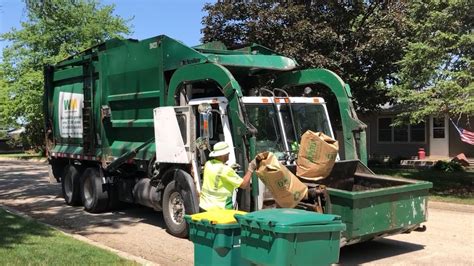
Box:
[0,159,473,265]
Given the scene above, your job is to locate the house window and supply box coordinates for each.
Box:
[394,125,409,142]
[378,117,426,143]
[378,118,392,142]
[411,122,426,142]
[432,117,445,138]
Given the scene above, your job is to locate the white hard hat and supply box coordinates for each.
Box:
[209,142,230,157]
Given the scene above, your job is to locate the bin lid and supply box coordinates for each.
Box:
[236,209,341,227]
[190,210,247,224]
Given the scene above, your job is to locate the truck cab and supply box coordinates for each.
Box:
[156,94,336,211]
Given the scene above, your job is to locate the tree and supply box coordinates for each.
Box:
[1,0,131,151]
[201,1,409,112]
[390,0,473,124]
[0,72,7,139]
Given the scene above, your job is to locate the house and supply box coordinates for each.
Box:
[358,110,473,161]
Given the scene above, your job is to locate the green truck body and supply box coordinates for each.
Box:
[44,35,431,243]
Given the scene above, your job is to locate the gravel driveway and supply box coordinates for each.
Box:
[0,160,193,265]
[0,159,473,265]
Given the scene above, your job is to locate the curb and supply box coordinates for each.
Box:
[1,206,159,266]
[428,201,474,213]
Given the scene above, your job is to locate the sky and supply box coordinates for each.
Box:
[0,0,216,57]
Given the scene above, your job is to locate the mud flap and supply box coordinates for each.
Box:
[173,169,199,214]
[47,161,62,183]
[48,165,58,183]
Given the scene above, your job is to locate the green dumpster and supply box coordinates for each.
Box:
[185,210,250,266]
[235,209,346,266]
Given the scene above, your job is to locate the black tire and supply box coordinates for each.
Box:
[163,181,189,238]
[61,164,82,206]
[80,167,109,213]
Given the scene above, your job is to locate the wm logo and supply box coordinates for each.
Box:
[63,98,79,110]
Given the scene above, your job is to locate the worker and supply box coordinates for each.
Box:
[199,141,257,212]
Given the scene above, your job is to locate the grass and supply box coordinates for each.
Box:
[373,168,474,205]
[0,208,136,265]
[0,152,44,159]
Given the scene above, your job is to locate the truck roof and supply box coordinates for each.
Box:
[56,35,298,72]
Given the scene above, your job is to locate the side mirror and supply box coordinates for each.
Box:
[198,103,214,139]
[199,112,213,139]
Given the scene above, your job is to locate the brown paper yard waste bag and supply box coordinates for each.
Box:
[255,152,308,208]
[297,130,339,180]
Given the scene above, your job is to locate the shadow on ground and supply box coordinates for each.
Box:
[0,160,167,236]
[339,238,425,264]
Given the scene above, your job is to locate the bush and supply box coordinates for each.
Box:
[368,155,408,168]
[433,160,464,172]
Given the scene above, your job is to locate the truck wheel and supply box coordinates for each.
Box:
[163,181,188,238]
[62,165,82,206]
[81,167,109,213]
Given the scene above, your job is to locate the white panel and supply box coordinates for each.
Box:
[218,102,236,165]
[58,92,84,138]
[154,107,189,163]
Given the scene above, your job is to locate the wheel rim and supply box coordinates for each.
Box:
[168,191,185,225]
[83,175,93,205]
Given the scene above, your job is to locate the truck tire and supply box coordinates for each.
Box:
[163,181,188,238]
[81,167,109,213]
[62,165,82,206]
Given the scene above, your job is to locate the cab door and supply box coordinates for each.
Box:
[153,106,193,164]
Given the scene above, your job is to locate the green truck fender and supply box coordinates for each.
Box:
[172,169,200,214]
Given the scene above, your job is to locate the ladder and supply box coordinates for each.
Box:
[82,60,94,155]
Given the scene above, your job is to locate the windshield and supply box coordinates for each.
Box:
[245,104,286,157]
[280,103,332,145]
[245,102,332,159]
[274,103,331,152]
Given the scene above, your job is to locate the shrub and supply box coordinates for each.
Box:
[433,160,464,172]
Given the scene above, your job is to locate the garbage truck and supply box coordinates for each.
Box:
[44,35,431,241]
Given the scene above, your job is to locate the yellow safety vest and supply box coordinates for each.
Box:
[199,159,243,211]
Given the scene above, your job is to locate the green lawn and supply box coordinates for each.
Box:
[0,208,136,265]
[373,168,474,205]
[0,153,44,159]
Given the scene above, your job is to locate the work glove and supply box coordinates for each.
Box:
[230,163,241,170]
[247,159,258,172]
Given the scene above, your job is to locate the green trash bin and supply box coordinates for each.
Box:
[185,210,250,266]
[235,209,346,266]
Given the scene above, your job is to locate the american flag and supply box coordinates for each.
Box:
[451,120,474,145]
